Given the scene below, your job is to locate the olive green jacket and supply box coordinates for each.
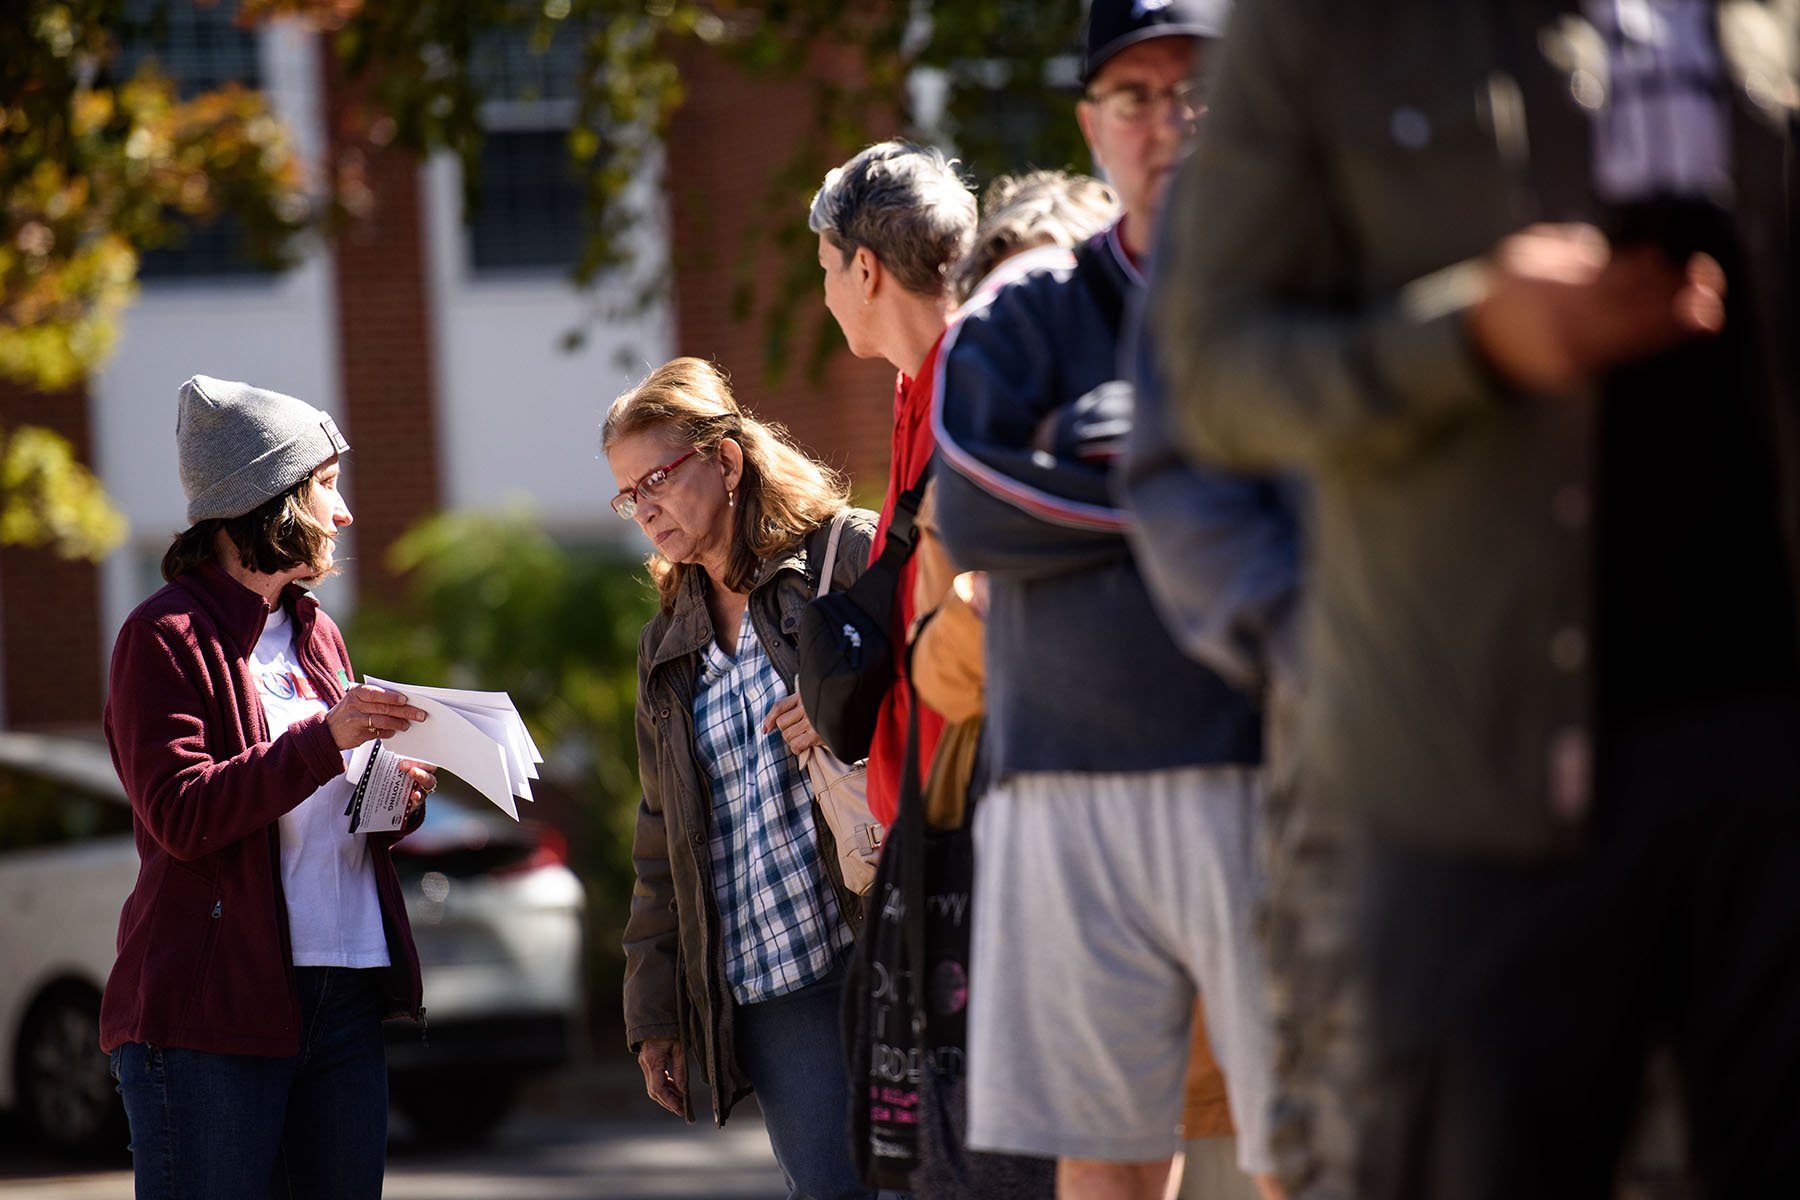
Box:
[1160,0,1800,858]
[621,510,875,1125]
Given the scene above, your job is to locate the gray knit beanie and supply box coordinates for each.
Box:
[176,375,351,524]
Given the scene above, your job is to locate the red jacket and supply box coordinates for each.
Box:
[865,338,949,828]
[100,561,422,1055]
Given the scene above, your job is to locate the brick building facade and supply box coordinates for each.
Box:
[0,34,899,730]
[0,379,105,729]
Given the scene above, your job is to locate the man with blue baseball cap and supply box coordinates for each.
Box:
[931,1,1284,1197]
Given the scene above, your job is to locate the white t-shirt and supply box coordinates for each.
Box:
[251,606,390,968]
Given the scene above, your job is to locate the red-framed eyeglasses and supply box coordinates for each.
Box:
[611,448,700,519]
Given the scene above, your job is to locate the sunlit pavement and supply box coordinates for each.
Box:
[0,1065,788,1200]
[386,1113,788,1200]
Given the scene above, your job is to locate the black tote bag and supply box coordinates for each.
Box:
[841,698,1053,1196]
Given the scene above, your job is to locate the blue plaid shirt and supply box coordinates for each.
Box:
[693,606,851,1004]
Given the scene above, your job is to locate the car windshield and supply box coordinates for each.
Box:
[0,762,132,854]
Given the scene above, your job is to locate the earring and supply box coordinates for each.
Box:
[728,491,736,509]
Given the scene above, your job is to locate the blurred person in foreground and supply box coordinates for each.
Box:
[808,139,976,833]
[929,1,1284,1197]
[1157,1,1800,1195]
[609,357,877,1199]
[103,375,435,1200]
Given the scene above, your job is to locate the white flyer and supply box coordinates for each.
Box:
[346,745,414,833]
[346,676,536,820]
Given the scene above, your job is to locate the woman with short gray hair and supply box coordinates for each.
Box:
[807,139,976,835]
[809,139,976,304]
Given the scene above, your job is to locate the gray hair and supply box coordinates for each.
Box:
[807,140,977,299]
[951,170,1121,303]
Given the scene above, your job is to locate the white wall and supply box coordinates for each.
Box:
[90,21,350,654]
[421,154,671,543]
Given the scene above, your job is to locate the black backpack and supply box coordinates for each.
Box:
[795,470,929,762]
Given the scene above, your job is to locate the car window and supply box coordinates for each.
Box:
[0,763,133,853]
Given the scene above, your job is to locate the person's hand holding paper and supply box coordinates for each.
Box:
[348,675,537,820]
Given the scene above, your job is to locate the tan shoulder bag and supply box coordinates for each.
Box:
[797,513,883,895]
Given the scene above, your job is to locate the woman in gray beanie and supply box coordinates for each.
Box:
[101,374,435,1200]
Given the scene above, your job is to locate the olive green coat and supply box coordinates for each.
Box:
[1160,0,1800,858]
[621,510,875,1124]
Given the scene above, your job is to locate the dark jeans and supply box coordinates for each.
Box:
[1358,695,1800,1200]
[735,964,876,1200]
[111,966,389,1200]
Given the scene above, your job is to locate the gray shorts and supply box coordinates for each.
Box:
[965,766,1278,1173]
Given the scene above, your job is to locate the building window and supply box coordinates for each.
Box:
[114,0,263,98]
[467,27,587,274]
[911,1,1087,187]
[469,128,586,272]
[471,25,583,105]
[115,0,276,281]
[942,76,1078,184]
[137,215,273,281]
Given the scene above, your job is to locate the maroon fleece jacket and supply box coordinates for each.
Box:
[100,561,421,1056]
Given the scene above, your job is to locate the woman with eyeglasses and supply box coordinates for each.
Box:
[605,356,878,1199]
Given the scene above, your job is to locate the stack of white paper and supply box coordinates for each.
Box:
[345,675,543,821]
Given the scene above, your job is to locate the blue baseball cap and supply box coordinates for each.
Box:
[1082,0,1231,84]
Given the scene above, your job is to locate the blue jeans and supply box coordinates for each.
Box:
[111,966,389,1200]
[735,965,877,1200]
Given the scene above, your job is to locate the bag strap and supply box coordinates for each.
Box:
[789,512,852,718]
[812,474,926,600]
[898,642,928,1026]
[815,511,848,600]
[1074,234,1127,338]
[871,461,933,573]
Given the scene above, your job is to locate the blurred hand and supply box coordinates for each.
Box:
[1059,380,1135,463]
[400,760,436,833]
[763,695,824,757]
[1029,382,1135,465]
[326,684,429,751]
[637,1038,686,1116]
[954,570,990,620]
[1466,222,1725,392]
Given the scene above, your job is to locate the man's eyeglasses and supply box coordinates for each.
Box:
[1084,79,1206,127]
[611,448,699,519]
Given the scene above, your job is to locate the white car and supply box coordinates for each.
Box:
[0,730,587,1157]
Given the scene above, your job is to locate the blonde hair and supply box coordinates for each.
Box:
[951,170,1120,303]
[603,357,849,610]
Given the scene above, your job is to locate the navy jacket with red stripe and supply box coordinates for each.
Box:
[930,224,1262,777]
